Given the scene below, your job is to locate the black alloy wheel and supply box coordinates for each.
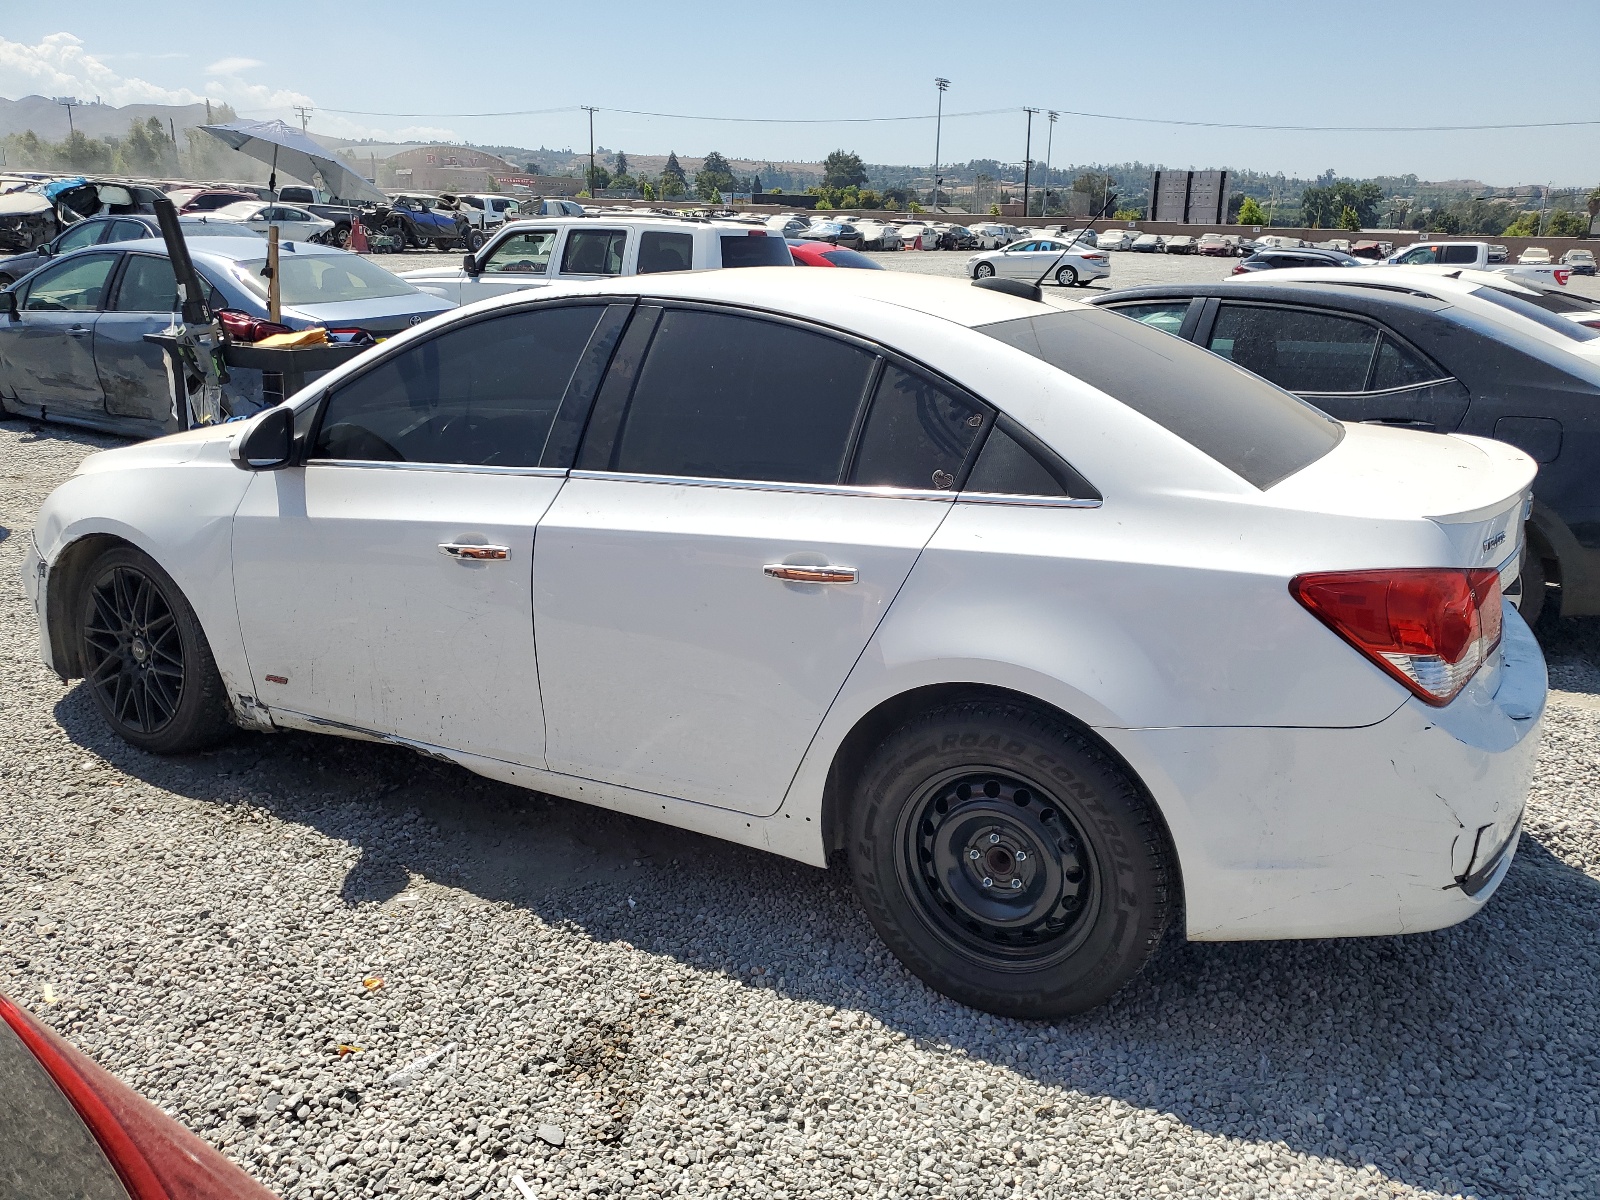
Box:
[76,546,232,754]
[82,562,185,735]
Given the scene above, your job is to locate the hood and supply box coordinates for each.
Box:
[74,424,236,476]
[284,291,456,335]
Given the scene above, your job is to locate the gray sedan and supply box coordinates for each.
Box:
[0,238,454,438]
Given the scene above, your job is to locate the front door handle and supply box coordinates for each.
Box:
[439,543,510,561]
[764,563,857,584]
[67,325,91,337]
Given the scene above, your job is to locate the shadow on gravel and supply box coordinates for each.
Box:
[52,678,1600,1200]
[1537,614,1600,697]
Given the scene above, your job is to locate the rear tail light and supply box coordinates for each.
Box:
[1231,263,1247,274]
[0,995,279,1199]
[1554,268,1571,286]
[1290,568,1504,705]
[217,309,293,343]
[1580,318,1600,330]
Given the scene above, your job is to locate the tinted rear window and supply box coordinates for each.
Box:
[719,234,793,268]
[1470,286,1600,341]
[821,249,884,269]
[976,308,1344,489]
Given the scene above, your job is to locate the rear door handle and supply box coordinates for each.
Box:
[439,543,510,561]
[67,326,91,337]
[764,564,857,584]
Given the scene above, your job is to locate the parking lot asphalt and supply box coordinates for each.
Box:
[3,253,1600,1200]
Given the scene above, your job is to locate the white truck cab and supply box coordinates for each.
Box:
[1382,240,1575,286]
[398,216,795,304]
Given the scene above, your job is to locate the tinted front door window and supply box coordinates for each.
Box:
[606,309,874,483]
[22,254,116,311]
[1209,305,1378,393]
[54,221,107,253]
[484,230,555,274]
[314,306,606,466]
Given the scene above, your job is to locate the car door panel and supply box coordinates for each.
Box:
[95,253,190,424]
[535,477,950,812]
[232,302,626,764]
[0,251,118,417]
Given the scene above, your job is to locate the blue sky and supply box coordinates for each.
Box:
[3,1,1595,184]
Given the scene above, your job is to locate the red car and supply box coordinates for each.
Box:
[785,239,885,269]
[0,993,279,1199]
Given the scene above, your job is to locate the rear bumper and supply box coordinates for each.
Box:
[1102,602,1546,941]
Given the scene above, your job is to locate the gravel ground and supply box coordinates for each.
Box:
[4,315,1600,1200]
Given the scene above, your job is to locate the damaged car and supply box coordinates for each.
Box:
[0,177,166,253]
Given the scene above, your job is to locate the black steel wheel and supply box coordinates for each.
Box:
[77,546,232,754]
[898,769,1101,969]
[848,700,1174,1018]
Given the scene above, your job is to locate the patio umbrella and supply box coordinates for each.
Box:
[197,119,387,205]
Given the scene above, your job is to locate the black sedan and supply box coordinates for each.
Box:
[1090,274,1600,623]
[1231,247,1365,274]
[0,213,262,287]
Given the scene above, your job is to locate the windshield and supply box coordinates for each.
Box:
[976,308,1343,489]
[234,254,419,305]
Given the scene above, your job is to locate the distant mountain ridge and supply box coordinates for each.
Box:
[0,94,216,143]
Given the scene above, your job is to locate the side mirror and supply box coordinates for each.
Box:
[231,405,294,470]
[1,290,16,318]
[37,243,53,259]
[463,252,481,276]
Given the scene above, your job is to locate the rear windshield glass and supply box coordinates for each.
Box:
[719,234,793,268]
[1469,285,1600,341]
[976,308,1344,489]
[234,255,419,305]
[821,249,884,269]
[1494,287,1600,316]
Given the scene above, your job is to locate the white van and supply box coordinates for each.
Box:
[399,216,794,304]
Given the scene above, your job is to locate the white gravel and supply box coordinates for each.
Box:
[4,399,1600,1200]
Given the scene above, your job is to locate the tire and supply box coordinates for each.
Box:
[331,224,351,249]
[847,700,1174,1018]
[389,220,408,250]
[973,262,996,279]
[76,545,232,755]
[1518,536,1550,627]
[466,229,486,251]
[1055,265,1078,287]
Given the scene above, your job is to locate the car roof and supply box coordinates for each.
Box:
[1089,278,1453,317]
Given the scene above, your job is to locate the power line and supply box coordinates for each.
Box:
[252,101,1600,134]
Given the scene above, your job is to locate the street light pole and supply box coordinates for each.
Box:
[1044,110,1057,218]
[932,77,949,210]
[1022,108,1038,219]
[583,106,598,195]
[54,96,79,135]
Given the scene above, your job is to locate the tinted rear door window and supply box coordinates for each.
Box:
[1371,335,1447,390]
[1208,305,1379,393]
[1108,301,1191,336]
[314,306,606,466]
[604,309,873,483]
[637,231,694,274]
[561,229,627,275]
[976,307,1342,489]
[849,364,986,490]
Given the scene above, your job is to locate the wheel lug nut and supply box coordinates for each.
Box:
[1015,850,1027,862]
[1010,878,1023,889]
[989,832,1000,844]
[968,849,981,860]
[982,877,993,888]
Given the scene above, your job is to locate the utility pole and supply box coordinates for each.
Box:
[583,106,598,195]
[1022,108,1038,219]
[1044,110,1057,218]
[54,96,80,135]
[293,105,313,132]
[1538,182,1550,236]
[932,78,949,210]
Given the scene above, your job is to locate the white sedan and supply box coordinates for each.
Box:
[205,201,336,244]
[23,268,1543,1019]
[967,237,1111,287]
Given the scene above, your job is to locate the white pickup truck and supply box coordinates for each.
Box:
[399,215,794,305]
[1381,240,1575,286]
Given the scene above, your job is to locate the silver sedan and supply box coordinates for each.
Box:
[966,237,1111,287]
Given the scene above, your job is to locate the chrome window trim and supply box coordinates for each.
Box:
[304,460,569,478]
[956,491,1102,509]
[567,468,954,501]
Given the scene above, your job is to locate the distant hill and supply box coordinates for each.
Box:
[0,94,217,142]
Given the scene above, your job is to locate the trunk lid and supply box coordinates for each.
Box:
[1269,422,1534,576]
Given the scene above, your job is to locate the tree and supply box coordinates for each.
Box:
[1429,211,1461,234]
[881,187,912,210]
[586,163,611,192]
[658,171,686,199]
[1236,196,1266,226]
[662,152,687,187]
[612,150,628,177]
[1548,210,1588,237]
[989,203,1001,216]
[1338,205,1361,232]
[640,180,656,201]
[822,149,867,190]
[1503,211,1539,237]
[59,130,113,173]
[858,189,881,210]
[695,150,736,201]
